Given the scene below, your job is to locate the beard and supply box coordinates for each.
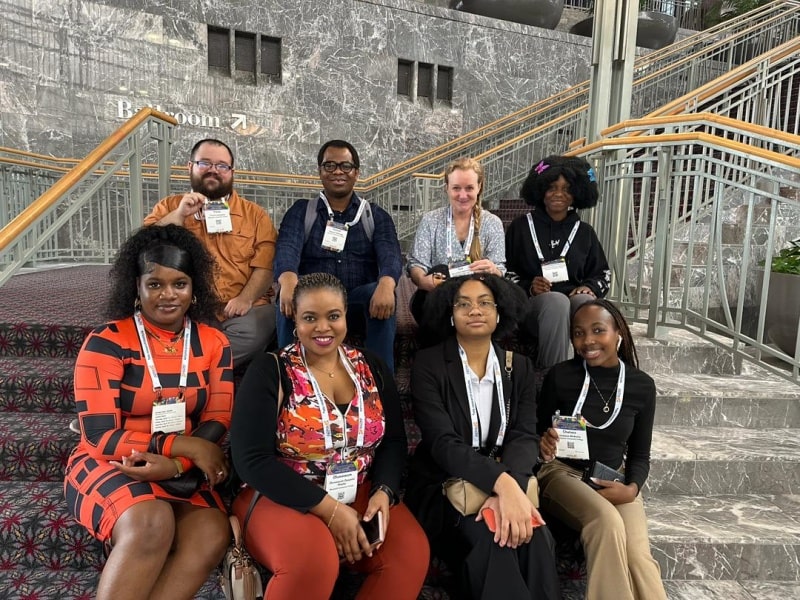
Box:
[190,170,233,200]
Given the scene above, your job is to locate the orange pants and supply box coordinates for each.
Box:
[233,483,429,600]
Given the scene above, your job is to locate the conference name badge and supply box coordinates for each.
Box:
[325,460,358,504]
[448,260,472,278]
[321,221,348,252]
[204,200,233,233]
[151,398,186,434]
[552,413,590,460]
[541,258,569,283]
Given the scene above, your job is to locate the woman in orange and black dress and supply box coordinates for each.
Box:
[64,224,233,600]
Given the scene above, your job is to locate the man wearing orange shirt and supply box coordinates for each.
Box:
[145,138,277,366]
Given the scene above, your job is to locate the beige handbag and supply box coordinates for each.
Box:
[442,351,540,516]
[221,491,264,600]
[443,476,539,516]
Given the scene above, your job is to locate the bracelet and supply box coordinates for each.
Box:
[326,501,339,528]
[172,458,184,479]
[373,483,397,506]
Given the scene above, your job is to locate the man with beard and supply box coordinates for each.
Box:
[144,139,277,366]
[274,139,402,372]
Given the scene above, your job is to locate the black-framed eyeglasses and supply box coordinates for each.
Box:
[453,300,497,313]
[191,160,233,173]
[320,161,357,173]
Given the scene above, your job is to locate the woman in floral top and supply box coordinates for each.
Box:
[231,273,429,600]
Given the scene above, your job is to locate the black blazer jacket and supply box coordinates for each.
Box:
[404,337,541,539]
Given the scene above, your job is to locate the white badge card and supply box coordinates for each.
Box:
[448,260,472,278]
[204,200,233,233]
[541,258,569,283]
[151,399,186,434]
[552,414,590,460]
[325,461,358,504]
[321,221,348,252]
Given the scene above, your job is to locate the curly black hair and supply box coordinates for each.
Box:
[519,155,599,211]
[106,224,221,323]
[419,274,527,343]
[572,298,639,369]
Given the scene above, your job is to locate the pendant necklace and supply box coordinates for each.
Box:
[145,328,183,354]
[309,363,335,378]
[589,377,617,414]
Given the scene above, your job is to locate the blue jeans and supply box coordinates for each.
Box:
[276,282,396,373]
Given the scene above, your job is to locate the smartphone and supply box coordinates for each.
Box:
[480,507,545,533]
[360,512,385,547]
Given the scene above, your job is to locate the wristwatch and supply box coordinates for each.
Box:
[372,483,397,506]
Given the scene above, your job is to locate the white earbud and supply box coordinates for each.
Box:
[496,314,500,324]
[616,335,622,351]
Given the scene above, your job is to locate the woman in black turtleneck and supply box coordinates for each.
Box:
[505,155,610,368]
[536,299,666,600]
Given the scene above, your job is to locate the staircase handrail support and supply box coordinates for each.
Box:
[579,131,800,383]
[0,109,177,287]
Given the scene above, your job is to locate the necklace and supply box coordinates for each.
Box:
[309,363,336,378]
[589,377,617,414]
[145,328,184,354]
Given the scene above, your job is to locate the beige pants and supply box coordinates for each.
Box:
[537,460,666,600]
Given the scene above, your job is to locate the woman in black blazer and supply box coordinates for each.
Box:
[405,274,560,600]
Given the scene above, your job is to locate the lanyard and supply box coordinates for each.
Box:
[527,213,581,262]
[446,206,475,263]
[457,344,507,449]
[134,312,191,399]
[302,345,365,454]
[319,191,367,229]
[572,360,626,430]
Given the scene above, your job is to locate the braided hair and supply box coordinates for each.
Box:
[572,298,639,369]
[292,272,348,314]
[444,157,485,262]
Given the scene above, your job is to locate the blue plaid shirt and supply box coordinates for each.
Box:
[274,192,402,292]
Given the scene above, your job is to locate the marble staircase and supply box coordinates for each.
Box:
[1,267,799,599]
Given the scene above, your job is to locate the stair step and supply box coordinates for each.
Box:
[664,580,800,600]
[0,322,90,359]
[633,324,739,375]
[647,494,800,581]
[0,413,75,481]
[654,371,800,428]
[648,427,800,494]
[0,356,76,413]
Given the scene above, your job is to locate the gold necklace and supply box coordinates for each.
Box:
[309,363,335,378]
[145,328,184,354]
[589,377,617,414]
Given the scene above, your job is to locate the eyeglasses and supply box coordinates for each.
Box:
[320,161,357,173]
[191,160,233,173]
[453,300,497,313]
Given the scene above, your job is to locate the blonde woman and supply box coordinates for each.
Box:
[406,157,506,324]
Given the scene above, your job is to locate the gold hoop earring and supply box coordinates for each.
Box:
[192,295,197,305]
[293,328,298,339]
[450,316,454,327]
[134,297,141,310]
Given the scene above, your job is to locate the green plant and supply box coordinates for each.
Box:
[770,240,800,275]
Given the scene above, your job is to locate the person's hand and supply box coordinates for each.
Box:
[223,295,253,319]
[540,427,559,462]
[369,278,396,320]
[595,480,638,505]
[530,276,551,296]
[110,450,178,482]
[468,259,499,276]
[176,192,207,219]
[569,285,596,298]
[363,489,391,550]
[278,274,298,319]
[482,473,536,549]
[328,502,373,562]
[174,437,228,486]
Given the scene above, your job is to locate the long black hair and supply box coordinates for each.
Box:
[572,298,639,369]
[106,224,221,323]
[420,274,526,344]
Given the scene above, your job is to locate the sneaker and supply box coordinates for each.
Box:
[69,418,80,434]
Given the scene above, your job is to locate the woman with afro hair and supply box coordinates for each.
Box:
[505,155,611,369]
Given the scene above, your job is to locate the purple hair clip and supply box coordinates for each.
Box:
[587,167,597,183]
[534,160,549,175]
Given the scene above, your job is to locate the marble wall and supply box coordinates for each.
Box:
[0,0,592,176]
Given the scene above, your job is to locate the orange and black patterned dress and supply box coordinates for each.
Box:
[63,316,234,541]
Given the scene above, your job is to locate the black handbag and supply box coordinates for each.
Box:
[157,467,206,498]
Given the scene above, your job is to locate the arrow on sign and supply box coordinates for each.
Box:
[231,113,247,130]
